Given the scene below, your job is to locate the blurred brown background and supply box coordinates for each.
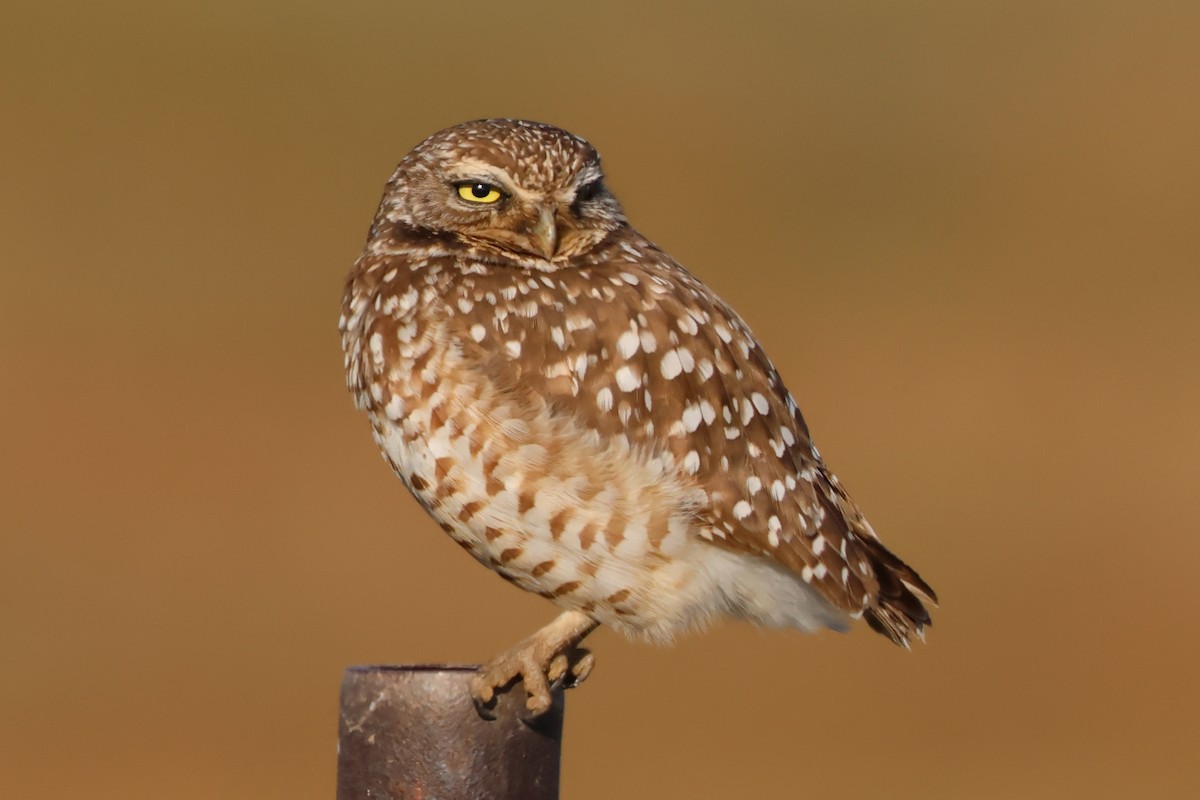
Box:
[2,1,1198,797]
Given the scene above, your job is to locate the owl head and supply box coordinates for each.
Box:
[377,119,626,265]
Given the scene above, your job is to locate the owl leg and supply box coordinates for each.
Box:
[471,609,599,716]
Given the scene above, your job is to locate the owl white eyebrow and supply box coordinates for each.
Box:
[448,173,510,188]
[445,158,515,190]
[577,167,603,185]
[449,175,509,189]
[446,167,511,188]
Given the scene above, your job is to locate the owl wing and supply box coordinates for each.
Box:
[630,252,934,634]
[443,238,935,642]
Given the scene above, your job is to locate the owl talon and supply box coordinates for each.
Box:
[470,645,555,716]
[546,653,569,684]
[565,648,594,688]
[470,610,600,718]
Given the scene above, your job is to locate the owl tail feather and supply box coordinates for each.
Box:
[860,536,938,649]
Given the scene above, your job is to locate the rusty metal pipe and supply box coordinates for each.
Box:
[336,665,565,800]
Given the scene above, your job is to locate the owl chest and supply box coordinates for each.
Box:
[351,282,705,628]
[371,405,588,598]
[360,319,525,551]
[364,329,484,521]
[367,383,693,621]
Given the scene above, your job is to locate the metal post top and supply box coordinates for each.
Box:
[343,663,481,674]
[337,663,565,800]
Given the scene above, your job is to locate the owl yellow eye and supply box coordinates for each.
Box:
[456,182,504,204]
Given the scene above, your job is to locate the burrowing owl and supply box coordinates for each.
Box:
[340,119,936,714]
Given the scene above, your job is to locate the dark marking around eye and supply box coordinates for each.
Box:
[576,180,602,202]
[572,180,604,214]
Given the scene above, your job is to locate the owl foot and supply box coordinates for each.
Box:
[471,609,599,717]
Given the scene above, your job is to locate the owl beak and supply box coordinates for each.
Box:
[529,205,558,258]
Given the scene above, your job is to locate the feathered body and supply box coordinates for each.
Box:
[340,119,935,659]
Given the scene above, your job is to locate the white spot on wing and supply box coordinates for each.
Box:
[676,348,695,373]
[660,350,683,380]
[740,398,755,426]
[617,329,640,359]
[615,365,640,392]
[767,516,782,547]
